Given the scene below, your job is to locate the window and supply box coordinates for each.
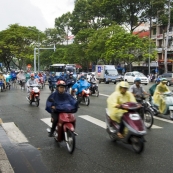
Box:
[153,28,156,35]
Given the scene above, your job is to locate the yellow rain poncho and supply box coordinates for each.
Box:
[153,83,170,114]
[107,82,137,123]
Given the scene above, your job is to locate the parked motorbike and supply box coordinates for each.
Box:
[151,92,173,120]
[105,102,147,154]
[89,82,99,97]
[76,89,90,106]
[46,99,78,154]
[135,96,154,129]
[26,84,40,107]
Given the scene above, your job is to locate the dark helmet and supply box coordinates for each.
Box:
[56,80,66,87]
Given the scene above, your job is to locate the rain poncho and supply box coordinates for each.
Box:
[153,83,170,114]
[107,83,137,123]
[45,91,78,114]
[72,79,90,95]
[149,83,158,96]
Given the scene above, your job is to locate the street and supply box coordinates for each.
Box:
[1,82,173,173]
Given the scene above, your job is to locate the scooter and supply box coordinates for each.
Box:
[105,102,147,154]
[46,99,78,154]
[151,92,173,120]
[77,89,90,106]
[26,84,40,107]
[89,82,99,97]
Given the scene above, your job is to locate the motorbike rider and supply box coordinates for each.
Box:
[72,74,90,96]
[48,72,57,90]
[129,78,150,100]
[66,72,76,92]
[45,80,78,137]
[89,74,97,83]
[153,78,170,114]
[149,78,161,102]
[58,72,66,82]
[25,71,30,82]
[17,70,26,86]
[0,71,6,89]
[10,69,17,82]
[26,73,39,100]
[107,81,137,138]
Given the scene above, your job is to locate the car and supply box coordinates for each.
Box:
[124,71,149,85]
[157,72,173,86]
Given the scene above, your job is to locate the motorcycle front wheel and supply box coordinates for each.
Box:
[143,110,154,129]
[131,137,144,154]
[66,130,75,154]
[85,97,90,106]
[35,97,39,107]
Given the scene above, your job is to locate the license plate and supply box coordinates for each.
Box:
[112,80,115,82]
[169,106,173,110]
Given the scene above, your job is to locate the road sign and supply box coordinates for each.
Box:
[98,66,101,73]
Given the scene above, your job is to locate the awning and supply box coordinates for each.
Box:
[75,64,82,69]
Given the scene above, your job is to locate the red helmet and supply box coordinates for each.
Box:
[30,73,34,77]
[56,80,66,87]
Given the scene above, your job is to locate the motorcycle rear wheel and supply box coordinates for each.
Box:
[66,130,75,154]
[106,126,117,142]
[143,110,154,129]
[131,137,144,154]
[35,98,39,107]
[95,90,99,97]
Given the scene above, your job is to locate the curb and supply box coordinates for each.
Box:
[0,144,14,173]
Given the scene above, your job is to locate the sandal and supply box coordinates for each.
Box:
[117,132,124,139]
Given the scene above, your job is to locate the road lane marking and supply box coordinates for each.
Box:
[1,122,28,143]
[41,118,51,127]
[154,116,173,124]
[79,115,162,129]
[99,93,109,97]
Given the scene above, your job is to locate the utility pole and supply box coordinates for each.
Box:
[164,0,171,73]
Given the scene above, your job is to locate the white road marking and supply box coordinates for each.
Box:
[99,93,109,97]
[41,118,52,127]
[79,115,162,129]
[1,122,28,143]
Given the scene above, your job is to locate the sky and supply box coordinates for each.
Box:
[0,0,75,31]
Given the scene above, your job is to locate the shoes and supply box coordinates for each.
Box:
[48,132,54,137]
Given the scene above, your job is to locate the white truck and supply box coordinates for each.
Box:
[95,65,122,84]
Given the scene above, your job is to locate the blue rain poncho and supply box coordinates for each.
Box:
[45,91,78,114]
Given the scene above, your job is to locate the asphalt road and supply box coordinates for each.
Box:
[1,82,173,173]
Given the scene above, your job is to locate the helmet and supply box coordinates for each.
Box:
[91,73,94,76]
[70,72,73,75]
[56,80,66,87]
[134,78,141,83]
[80,74,85,79]
[156,78,161,83]
[52,72,55,74]
[161,78,167,83]
[119,81,129,88]
[30,73,34,77]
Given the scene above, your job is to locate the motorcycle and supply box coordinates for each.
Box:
[76,89,90,106]
[0,79,5,92]
[66,79,75,94]
[20,79,26,90]
[105,102,147,154]
[38,77,44,89]
[89,82,99,97]
[49,80,57,93]
[46,99,78,154]
[26,84,40,107]
[135,96,154,129]
[151,91,173,120]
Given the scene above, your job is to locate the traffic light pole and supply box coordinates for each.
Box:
[34,44,56,72]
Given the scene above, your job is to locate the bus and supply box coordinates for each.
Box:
[49,64,78,78]
[49,64,66,77]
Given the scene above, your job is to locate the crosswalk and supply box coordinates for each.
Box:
[0,114,166,144]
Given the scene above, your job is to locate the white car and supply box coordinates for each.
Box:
[124,71,149,85]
